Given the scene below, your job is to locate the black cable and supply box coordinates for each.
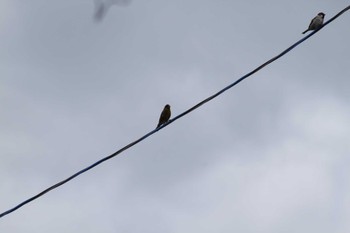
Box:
[1,5,349,219]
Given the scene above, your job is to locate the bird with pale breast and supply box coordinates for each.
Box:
[302,12,325,34]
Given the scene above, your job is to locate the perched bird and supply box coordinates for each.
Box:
[157,104,171,128]
[302,12,325,34]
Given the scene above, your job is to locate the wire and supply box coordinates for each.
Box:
[1,5,349,219]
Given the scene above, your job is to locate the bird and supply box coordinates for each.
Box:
[302,12,325,34]
[157,104,171,128]
[93,0,132,22]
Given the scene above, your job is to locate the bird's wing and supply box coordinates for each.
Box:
[308,17,316,28]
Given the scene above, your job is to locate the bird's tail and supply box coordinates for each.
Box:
[302,29,308,34]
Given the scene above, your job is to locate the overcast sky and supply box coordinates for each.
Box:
[1,0,350,232]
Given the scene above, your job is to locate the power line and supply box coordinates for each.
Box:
[1,5,349,219]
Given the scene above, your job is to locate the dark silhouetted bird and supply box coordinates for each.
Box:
[157,104,171,128]
[302,12,325,34]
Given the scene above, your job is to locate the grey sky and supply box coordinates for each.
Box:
[1,0,350,232]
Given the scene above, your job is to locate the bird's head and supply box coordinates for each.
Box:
[318,12,325,18]
[165,104,170,109]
